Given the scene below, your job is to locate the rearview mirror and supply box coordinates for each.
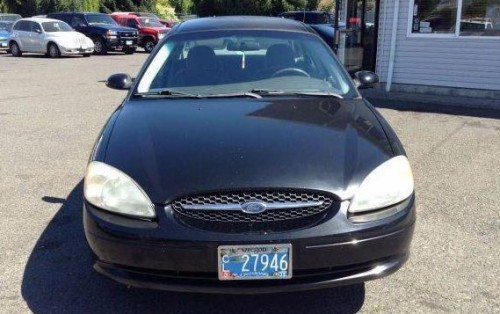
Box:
[227,41,260,51]
[354,71,379,89]
[106,73,133,90]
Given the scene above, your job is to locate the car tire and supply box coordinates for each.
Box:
[48,43,60,58]
[144,39,156,53]
[93,38,107,55]
[10,42,22,57]
[123,47,136,55]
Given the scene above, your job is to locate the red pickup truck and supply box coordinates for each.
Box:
[110,13,170,53]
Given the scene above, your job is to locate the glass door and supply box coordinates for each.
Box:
[336,0,379,74]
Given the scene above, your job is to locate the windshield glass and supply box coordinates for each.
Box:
[0,21,13,32]
[42,21,73,32]
[137,31,353,97]
[86,14,117,26]
[138,17,163,27]
[0,14,21,22]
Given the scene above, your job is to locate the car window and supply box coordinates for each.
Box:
[85,14,117,26]
[31,22,42,33]
[127,19,139,28]
[14,20,31,32]
[42,21,73,32]
[71,15,87,28]
[137,30,353,97]
[138,18,163,27]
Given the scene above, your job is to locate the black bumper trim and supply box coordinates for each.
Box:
[94,254,408,294]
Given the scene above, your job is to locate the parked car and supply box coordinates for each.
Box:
[46,12,138,55]
[0,21,13,51]
[0,13,21,22]
[110,13,169,53]
[8,18,94,57]
[84,16,415,293]
[130,12,175,27]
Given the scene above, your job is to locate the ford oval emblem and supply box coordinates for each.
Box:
[241,201,267,214]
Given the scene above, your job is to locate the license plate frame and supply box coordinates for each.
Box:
[218,244,292,281]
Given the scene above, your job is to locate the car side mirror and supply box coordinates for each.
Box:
[354,71,379,89]
[35,29,42,34]
[106,73,133,90]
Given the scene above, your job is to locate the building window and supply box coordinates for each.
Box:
[460,0,500,36]
[410,0,500,36]
[412,0,457,34]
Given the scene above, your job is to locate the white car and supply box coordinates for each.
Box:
[9,17,94,58]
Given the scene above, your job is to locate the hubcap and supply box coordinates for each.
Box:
[94,41,102,53]
[12,44,18,54]
[145,41,155,52]
[50,45,57,57]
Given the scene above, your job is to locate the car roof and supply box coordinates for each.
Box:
[172,16,312,35]
[16,17,63,23]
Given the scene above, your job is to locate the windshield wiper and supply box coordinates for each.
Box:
[133,90,202,98]
[205,92,262,99]
[250,89,344,100]
[133,90,263,99]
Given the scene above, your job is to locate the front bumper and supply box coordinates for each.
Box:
[106,38,138,50]
[0,40,8,50]
[84,195,416,294]
[60,46,94,55]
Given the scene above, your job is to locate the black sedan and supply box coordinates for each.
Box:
[84,16,415,294]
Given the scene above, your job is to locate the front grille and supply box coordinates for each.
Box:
[171,191,337,233]
[119,31,137,39]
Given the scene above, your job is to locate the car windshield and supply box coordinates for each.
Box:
[86,14,117,26]
[42,21,73,32]
[0,21,13,32]
[138,17,163,27]
[136,30,354,97]
[0,14,21,22]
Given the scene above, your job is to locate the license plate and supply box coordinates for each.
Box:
[126,40,132,45]
[0,43,6,47]
[218,244,292,280]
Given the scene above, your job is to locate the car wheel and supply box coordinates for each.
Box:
[123,47,135,55]
[93,38,107,55]
[48,43,60,58]
[144,39,155,53]
[10,42,22,57]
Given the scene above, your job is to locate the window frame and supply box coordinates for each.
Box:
[407,0,500,39]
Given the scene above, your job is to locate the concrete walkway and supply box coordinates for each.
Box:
[361,88,500,119]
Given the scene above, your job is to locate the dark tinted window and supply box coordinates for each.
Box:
[127,19,139,28]
[48,13,72,24]
[71,15,87,28]
[13,20,30,31]
[31,22,42,33]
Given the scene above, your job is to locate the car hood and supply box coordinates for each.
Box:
[46,32,88,40]
[91,24,136,32]
[0,30,9,39]
[103,98,394,204]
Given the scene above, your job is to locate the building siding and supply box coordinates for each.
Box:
[376,0,500,91]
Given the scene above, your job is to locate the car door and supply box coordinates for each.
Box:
[30,21,44,52]
[71,14,90,36]
[17,21,33,51]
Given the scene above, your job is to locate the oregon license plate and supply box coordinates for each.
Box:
[126,40,132,45]
[0,43,6,47]
[218,244,292,280]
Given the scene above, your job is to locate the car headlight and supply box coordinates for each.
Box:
[106,30,117,37]
[349,156,414,213]
[84,161,156,218]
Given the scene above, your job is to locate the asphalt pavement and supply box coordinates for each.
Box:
[0,51,499,313]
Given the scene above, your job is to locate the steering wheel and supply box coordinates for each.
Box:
[271,67,311,78]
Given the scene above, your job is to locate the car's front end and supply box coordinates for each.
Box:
[85,17,415,293]
[0,31,9,50]
[54,34,94,55]
[102,27,138,52]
